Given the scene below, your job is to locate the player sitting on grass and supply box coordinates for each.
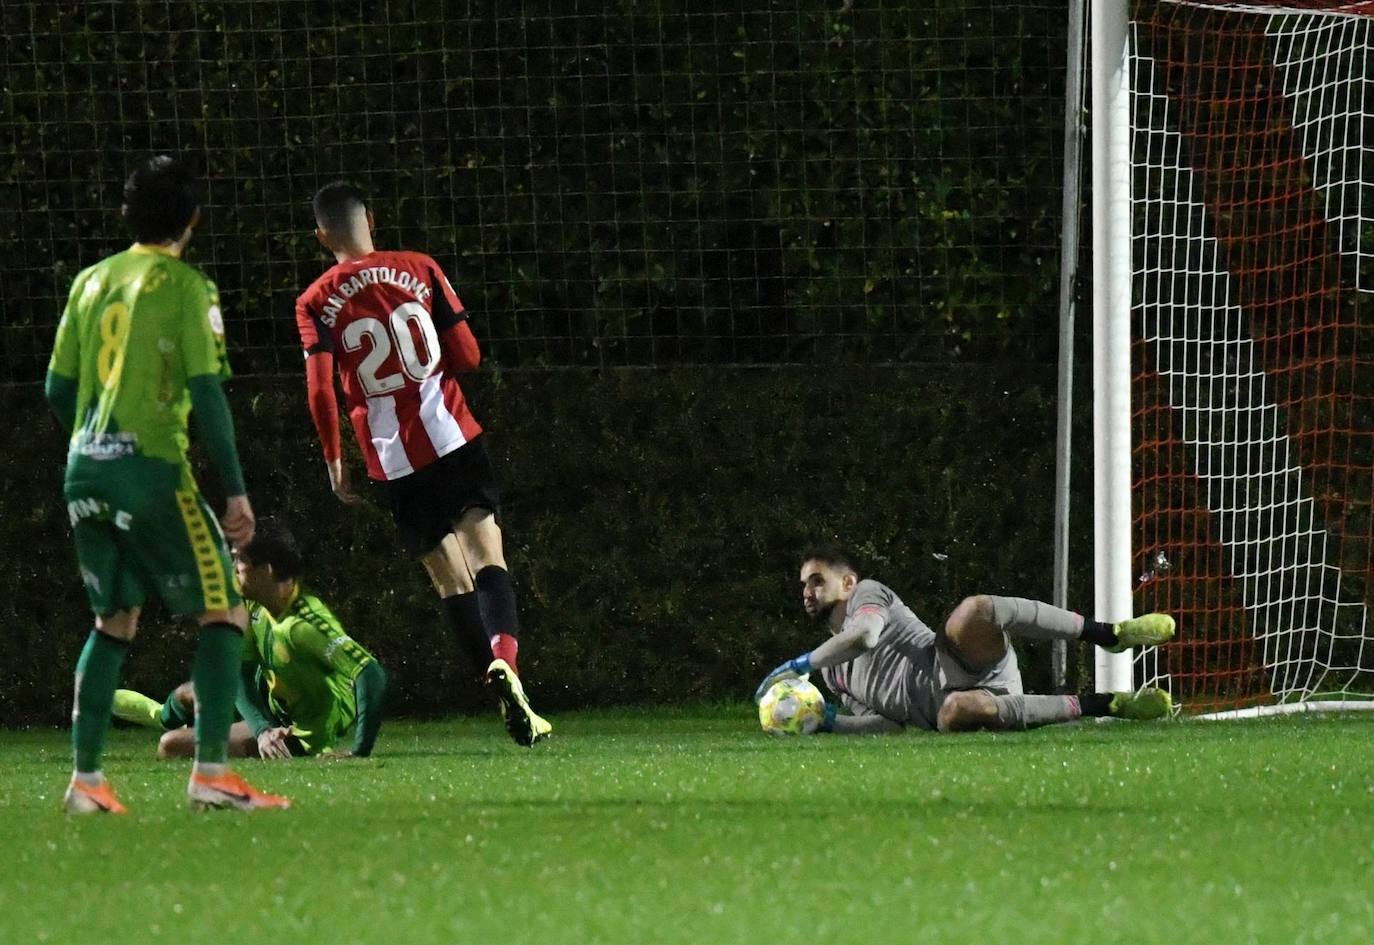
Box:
[754,544,1175,734]
[114,520,387,758]
[45,155,287,813]
[293,181,549,746]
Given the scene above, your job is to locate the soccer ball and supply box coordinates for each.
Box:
[758,677,826,735]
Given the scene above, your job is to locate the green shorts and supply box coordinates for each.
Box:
[64,458,241,617]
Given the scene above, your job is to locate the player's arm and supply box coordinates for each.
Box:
[295,298,361,504]
[182,277,253,544]
[350,660,388,757]
[44,370,78,433]
[187,376,247,498]
[45,275,87,432]
[753,606,886,702]
[235,665,276,739]
[808,605,886,668]
[293,620,387,757]
[429,261,480,374]
[821,690,905,736]
[829,714,905,735]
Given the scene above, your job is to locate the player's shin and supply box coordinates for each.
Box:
[992,693,1083,730]
[989,596,1084,642]
[474,566,520,673]
[441,592,494,676]
[190,623,242,771]
[72,630,130,774]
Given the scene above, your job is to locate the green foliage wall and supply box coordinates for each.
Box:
[3,0,1068,377]
[0,366,1093,727]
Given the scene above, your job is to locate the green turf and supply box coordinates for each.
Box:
[2,708,1372,943]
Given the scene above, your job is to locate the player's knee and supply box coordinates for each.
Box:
[96,610,139,642]
[455,508,506,570]
[172,682,196,715]
[157,729,192,759]
[944,595,993,640]
[937,690,998,733]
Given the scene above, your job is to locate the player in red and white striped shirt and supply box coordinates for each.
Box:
[295,182,550,746]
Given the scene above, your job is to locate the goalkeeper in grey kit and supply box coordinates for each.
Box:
[754,545,1176,734]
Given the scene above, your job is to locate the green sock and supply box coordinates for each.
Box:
[192,623,242,764]
[73,631,129,772]
[159,689,194,730]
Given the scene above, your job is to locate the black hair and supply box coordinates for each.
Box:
[800,542,862,577]
[239,518,304,580]
[312,180,369,233]
[122,155,199,244]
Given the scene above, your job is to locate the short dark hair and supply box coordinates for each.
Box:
[313,180,368,232]
[239,518,304,580]
[122,155,199,244]
[800,542,862,577]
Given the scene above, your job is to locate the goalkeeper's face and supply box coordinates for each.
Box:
[800,560,854,624]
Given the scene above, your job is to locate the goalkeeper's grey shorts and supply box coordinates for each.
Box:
[934,634,1024,697]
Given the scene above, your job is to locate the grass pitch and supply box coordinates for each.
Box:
[1,708,1371,944]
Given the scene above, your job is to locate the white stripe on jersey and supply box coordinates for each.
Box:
[416,373,467,460]
[365,393,415,480]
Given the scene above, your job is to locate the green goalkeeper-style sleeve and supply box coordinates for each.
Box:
[187,374,247,496]
[351,661,387,757]
[235,666,276,739]
[44,370,78,433]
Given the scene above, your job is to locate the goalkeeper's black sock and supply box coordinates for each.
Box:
[441,592,493,677]
[1079,618,1119,648]
[1078,692,1115,717]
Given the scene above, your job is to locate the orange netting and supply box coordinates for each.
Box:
[1130,0,1374,711]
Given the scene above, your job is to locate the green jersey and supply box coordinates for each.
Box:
[48,244,230,476]
[244,587,375,753]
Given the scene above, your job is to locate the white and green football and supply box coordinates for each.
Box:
[758,677,825,735]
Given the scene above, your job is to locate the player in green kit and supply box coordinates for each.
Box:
[130,519,388,759]
[44,155,289,813]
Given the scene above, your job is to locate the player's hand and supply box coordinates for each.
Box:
[222,495,256,549]
[753,653,813,703]
[327,457,364,505]
[256,726,293,761]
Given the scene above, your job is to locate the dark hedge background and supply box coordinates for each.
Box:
[2,0,1069,377]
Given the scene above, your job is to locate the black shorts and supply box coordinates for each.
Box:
[372,435,502,555]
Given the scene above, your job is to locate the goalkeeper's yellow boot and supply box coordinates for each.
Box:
[1107,613,1175,653]
[64,776,128,815]
[112,689,163,729]
[486,658,552,747]
[1109,686,1173,721]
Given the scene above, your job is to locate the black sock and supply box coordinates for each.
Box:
[474,566,521,639]
[441,592,492,675]
[1078,692,1115,717]
[1079,617,1118,648]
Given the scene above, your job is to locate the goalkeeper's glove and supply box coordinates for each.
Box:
[819,702,839,733]
[753,653,813,703]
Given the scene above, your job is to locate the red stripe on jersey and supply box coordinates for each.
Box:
[294,249,482,480]
[442,375,483,443]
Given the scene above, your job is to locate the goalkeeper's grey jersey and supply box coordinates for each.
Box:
[818,579,943,730]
